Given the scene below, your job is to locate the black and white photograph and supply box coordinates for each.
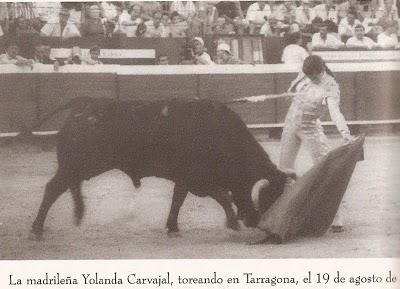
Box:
[0,0,399,269]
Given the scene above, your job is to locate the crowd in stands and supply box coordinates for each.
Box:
[0,0,399,66]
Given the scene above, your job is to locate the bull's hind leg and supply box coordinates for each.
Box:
[166,183,188,235]
[70,182,85,226]
[208,191,239,231]
[31,172,70,238]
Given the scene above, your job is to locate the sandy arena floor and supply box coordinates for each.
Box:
[0,135,399,259]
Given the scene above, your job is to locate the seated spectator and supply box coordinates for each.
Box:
[260,17,285,37]
[338,0,361,19]
[145,11,168,37]
[377,20,399,48]
[281,32,309,65]
[191,37,214,65]
[361,8,382,34]
[246,1,271,34]
[187,8,208,37]
[100,1,118,22]
[376,0,399,22]
[295,0,313,31]
[82,46,103,65]
[161,11,171,36]
[215,42,243,64]
[32,2,62,24]
[311,20,344,49]
[311,0,339,24]
[215,1,244,24]
[213,17,227,34]
[13,16,39,36]
[81,5,105,37]
[338,10,362,37]
[271,1,289,22]
[169,11,188,38]
[113,3,131,35]
[233,16,249,35]
[170,1,196,20]
[0,42,33,65]
[40,8,81,38]
[346,24,378,49]
[123,4,145,37]
[156,54,169,65]
[67,3,82,29]
[139,1,162,19]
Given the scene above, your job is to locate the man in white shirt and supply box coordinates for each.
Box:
[338,10,362,37]
[246,1,271,34]
[295,0,313,29]
[281,32,309,67]
[40,8,81,38]
[311,0,339,24]
[346,24,378,49]
[311,21,344,49]
[145,11,168,37]
[377,20,399,48]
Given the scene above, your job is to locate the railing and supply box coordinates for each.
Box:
[0,63,399,136]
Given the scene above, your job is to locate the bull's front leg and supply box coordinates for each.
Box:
[208,190,239,231]
[31,172,70,239]
[166,183,188,235]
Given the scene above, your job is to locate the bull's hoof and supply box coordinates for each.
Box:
[29,228,44,241]
[247,233,283,245]
[167,231,182,238]
[226,218,240,231]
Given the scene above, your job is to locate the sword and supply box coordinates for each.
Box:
[225,92,306,104]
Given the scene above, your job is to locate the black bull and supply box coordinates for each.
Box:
[30,97,294,238]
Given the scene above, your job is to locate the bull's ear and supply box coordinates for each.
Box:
[161,106,169,117]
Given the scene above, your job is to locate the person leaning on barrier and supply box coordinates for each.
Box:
[215,43,243,64]
[377,19,399,48]
[346,24,378,49]
[191,37,215,65]
[82,46,103,65]
[0,41,33,66]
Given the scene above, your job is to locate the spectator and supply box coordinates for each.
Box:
[113,3,131,35]
[161,11,171,36]
[122,4,144,37]
[81,5,105,37]
[346,23,378,48]
[170,1,196,20]
[260,17,285,37]
[191,37,214,64]
[361,7,382,34]
[281,32,309,65]
[215,1,244,23]
[376,0,399,22]
[32,2,62,24]
[82,45,103,65]
[140,1,162,19]
[13,16,39,37]
[187,8,208,37]
[311,0,339,24]
[169,11,188,38]
[100,1,118,22]
[33,44,60,66]
[246,1,271,34]
[377,20,399,47]
[145,11,168,38]
[271,1,289,22]
[213,17,226,34]
[0,42,33,65]
[311,20,345,49]
[295,0,314,31]
[67,3,82,29]
[40,8,81,38]
[338,0,361,19]
[338,10,362,37]
[156,54,169,65]
[215,42,243,64]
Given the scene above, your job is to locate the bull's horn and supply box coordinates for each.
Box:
[251,179,269,208]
